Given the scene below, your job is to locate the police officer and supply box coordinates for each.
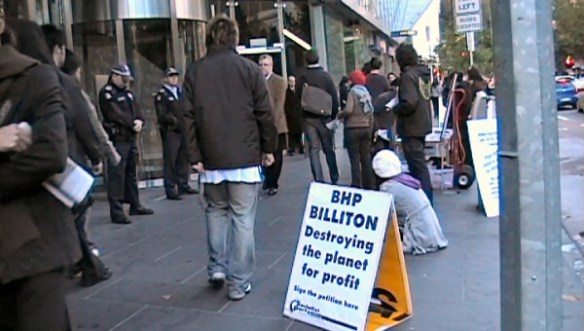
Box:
[99,64,154,224]
[155,67,197,200]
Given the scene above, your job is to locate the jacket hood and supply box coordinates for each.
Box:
[7,19,54,65]
[0,45,39,81]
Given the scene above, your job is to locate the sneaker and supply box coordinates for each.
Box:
[228,282,252,301]
[209,272,226,289]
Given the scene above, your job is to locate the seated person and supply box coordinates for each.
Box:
[372,150,448,255]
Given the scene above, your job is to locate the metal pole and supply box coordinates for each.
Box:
[276,0,287,80]
[491,0,562,330]
[469,50,474,67]
[227,0,236,19]
[169,0,181,71]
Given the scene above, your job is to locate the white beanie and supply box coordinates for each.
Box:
[372,150,402,178]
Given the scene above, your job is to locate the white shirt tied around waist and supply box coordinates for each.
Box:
[199,166,263,185]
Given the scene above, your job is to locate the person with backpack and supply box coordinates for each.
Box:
[296,48,340,184]
[337,70,375,189]
[0,16,80,330]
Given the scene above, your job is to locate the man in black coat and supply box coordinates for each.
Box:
[155,67,196,200]
[296,49,340,184]
[99,64,154,224]
[284,75,303,155]
[0,18,80,331]
[183,15,277,301]
[392,44,433,204]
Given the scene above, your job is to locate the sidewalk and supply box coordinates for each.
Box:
[68,148,584,331]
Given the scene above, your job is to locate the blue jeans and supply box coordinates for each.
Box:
[203,182,259,291]
[303,117,339,184]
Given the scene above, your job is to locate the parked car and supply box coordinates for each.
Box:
[555,76,579,110]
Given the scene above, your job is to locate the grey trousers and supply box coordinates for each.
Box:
[202,182,260,291]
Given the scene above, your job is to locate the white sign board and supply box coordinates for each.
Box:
[467,119,499,218]
[455,0,481,15]
[283,183,391,331]
[456,13,483,33]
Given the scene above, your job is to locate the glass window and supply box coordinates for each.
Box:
[235,1,279,47]
[283,2,311,77]
[178,19,206,69]
[72,21,118,101]
[123,19,173,179]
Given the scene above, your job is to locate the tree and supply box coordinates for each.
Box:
[553,0,584,68]
[437,0,494,75]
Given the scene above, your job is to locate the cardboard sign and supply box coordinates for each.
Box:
[467,119,499,217]
[283,183,412,331]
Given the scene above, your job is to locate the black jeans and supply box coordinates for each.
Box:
[161,131,190,196]
[264,133,287,189]
[401,136,433,204]
[345,127,375,189]
[287,132,303,153]
[75,207,109,281]
[431,97,440,119]
[303,117,339,184]
[107,141,141,221]
[0,268,70,331]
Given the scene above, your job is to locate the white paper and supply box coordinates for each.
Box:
[385,95,399,109]
[43,158,94,208]
[325,119,339,130]
[467,119,499,217]
[283,183,391,331]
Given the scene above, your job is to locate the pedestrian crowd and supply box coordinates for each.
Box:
[0,13,454,330]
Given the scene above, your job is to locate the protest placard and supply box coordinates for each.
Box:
[283,183,412,331]
[467,119,499,217]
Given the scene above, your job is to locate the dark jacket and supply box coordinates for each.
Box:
[0,45,80,283]
[373,88,398,132]
[296,66,340,120]
[155,85,183,134]
[60,72,103,167]
[99,83,144,142]
[7,18,102,168]
[366,73,390,102]
[393,65,432,138]
[182,45,277,170]
[285,88,303,135]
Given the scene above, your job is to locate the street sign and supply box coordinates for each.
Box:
[455,0,481,15]
[390,30,417,38]
[455,0,483,34]
[456,13,483,33]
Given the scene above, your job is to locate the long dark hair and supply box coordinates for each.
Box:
[395,43,418,70]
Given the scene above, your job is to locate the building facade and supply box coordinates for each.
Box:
[4,0,403,179]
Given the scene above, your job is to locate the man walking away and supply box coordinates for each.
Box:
[155,67,197,200]
[392,44,433,204]
[296,49,340,184]
[183,15,277,301]
[259,54,287,196]
[99,64,154,224]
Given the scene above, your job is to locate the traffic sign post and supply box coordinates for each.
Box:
[455,0,482,66]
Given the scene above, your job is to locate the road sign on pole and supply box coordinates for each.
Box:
[455,0,483,34]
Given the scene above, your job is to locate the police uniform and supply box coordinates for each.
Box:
[154,68,194,199]
[99,64,153,224]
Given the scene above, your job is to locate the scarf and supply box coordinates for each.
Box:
[351,85,374,113]
[391,173,422,190]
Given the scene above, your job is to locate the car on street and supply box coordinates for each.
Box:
[555,76,579,110]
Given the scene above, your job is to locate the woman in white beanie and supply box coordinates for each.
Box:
[372,150,448,255]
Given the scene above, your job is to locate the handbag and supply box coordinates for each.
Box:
[301,83,332,117]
